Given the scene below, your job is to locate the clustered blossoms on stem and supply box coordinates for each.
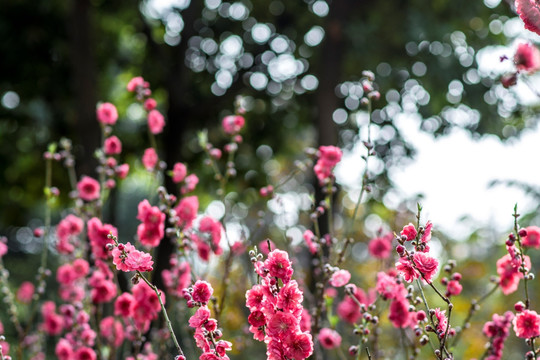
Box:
[183,280,233,359]
[313,145,342,184]
[246,248,314,360]
[136,199,166,247]
[482,311,514,360]
[56,214,84,255]
[111,241,154,272]
[395,221,439,283]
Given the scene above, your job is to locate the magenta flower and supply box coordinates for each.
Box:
[368,234,393,259]
[188,306,211,328]
[264,249,293,283]
[192,280,214,305]
[514,42,540,73]
[400,223,417,241]
[283,332,313,360]
[147,109,165,134]
[104,135,122,155]
[172,162,187,183]
[396,257,419,283]
[144,98,157,110]
[174,195,199,228]
[142,148,158,170]
[77,176,100,201]
[514,309,540,338]
[412,252,439,283]
[96,102,118,125]
[127,76,145,92]
[522,225,540,248]
[266,312,299,340]
[16,281,35,303]
[222,115,245,134]
[317,328,342,349]
[329,269,351,287]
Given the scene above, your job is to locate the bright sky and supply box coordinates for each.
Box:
[390,115,540,239]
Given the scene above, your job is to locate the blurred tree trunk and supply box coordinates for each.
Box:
[153,2,204,292]
[68,0,99,177]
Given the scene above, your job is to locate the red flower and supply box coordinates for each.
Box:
[104,135,122,155]
[522,226,540,248]
[96,102,118,125]
[77,176,100,201]
[413,252,439,283]
[317,328,342,349]
[514,309,540,338]
[192,280,214,305]
[400,223,417,241]
[267,312,299,340]
[222,115,245,134]
[147,109,165,134]
[514,42,540,73]
[264,249,294,283]
[329,269,351,287]
[516,0,540,36]
[142,148,158,170]
[283,332,313,360]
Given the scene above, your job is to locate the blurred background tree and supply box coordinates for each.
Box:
[0,0,525,234]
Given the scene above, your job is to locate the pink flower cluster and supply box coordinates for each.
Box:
[111,242,154,272]
[137,199,166,247]
[222,115,245,134]
[170,162,199,194]
[162,258,191,298]
[368,232,393,259]
[87,218,117,259]
[54,305,97,360]
[88,260,117,304]
[374,271,420,329]
[184,281,233,360]
[126,76,165,134]
[174,195,199,228]
[114,282,164,333]
[56,259,89,302]
[336,285,375,324]
[56,214,84,254]
[482,311,514,360]
[246,248,313,360]
[313,145,342,184]
[395,222,439,283]
[496,252,531,295]
[77,176,100,202]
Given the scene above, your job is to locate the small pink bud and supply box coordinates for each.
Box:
[117,244,124,251]
[515,301,525,312]
[519,229,528,237]
[396,244,405,255]
[33,228,44,237]
[451,272,462,281]
[144,98,157,111]
[234,135,243,143]
[106,179,116,189]
[209,148,222,159]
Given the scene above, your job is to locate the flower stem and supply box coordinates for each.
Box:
[137,271,184,358]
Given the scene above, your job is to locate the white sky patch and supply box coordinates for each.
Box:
[390,114,540,238]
